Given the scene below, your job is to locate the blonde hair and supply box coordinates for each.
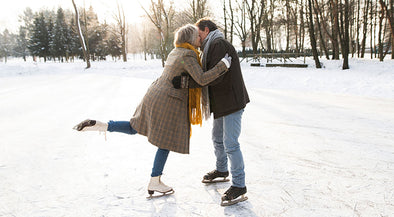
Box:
[173,24,199,47]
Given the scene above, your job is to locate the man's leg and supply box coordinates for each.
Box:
[212,117,228,172]
[223,109,245,188]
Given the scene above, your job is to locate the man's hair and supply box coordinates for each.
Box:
[173,24,199,47]
[195,17,218,32]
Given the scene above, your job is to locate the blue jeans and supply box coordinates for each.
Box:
[212,109,245,188]
[107,121,170,177]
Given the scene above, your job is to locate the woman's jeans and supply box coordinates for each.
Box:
[212,109,245,188]
[107,121,170,177]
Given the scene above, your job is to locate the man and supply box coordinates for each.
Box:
[173,18,250,206]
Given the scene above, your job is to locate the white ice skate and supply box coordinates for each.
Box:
[73,119,108,132]
[147,175,174,199]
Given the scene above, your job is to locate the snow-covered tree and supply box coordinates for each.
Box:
[51,8,71,62]
[15,26,30,61]
[28,12,51,62]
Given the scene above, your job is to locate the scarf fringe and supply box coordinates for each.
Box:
[175,43,203,136]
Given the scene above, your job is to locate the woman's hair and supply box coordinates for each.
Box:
[173,24,199,47]
[195,17,218,32]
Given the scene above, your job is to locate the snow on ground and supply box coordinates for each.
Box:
[0,56,393,217]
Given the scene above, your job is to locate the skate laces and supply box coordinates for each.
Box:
[99,131,107,141]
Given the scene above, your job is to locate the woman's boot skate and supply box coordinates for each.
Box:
[147,175,174,199]
[73,119,108,132]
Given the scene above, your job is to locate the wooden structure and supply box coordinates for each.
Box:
[241,52,309,68]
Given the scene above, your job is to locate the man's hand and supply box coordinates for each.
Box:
[172,72,189,89]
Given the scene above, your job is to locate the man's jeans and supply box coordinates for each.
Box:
[107,121,169,177]
[212,109,245,188]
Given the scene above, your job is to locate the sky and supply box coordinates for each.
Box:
[0,0,191,33]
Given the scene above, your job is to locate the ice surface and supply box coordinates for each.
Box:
[0,56,393,216]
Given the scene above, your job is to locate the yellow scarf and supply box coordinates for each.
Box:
[175,43,203,136]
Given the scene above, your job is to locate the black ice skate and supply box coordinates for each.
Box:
[221,186,248,206]
[202,170,230,183]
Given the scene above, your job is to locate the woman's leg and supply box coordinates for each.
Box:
[107,121,137,135]
[147,148,173,196]
[151,148,170,177]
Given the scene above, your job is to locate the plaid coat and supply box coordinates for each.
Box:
[130,47,228,154]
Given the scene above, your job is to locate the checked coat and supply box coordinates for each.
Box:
[130,47,228,154]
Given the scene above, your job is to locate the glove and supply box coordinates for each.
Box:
[221,53,232,68]
[172,72,189,89]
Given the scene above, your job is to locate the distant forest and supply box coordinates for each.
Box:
[0,0,393,68]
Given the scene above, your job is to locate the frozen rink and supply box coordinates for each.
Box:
[0,57,393,216]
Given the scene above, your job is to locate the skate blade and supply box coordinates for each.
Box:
[146,189,174,199]
[220,195,248,206]
[202,178,230,183]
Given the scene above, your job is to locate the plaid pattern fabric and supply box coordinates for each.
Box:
[130,47,228,154]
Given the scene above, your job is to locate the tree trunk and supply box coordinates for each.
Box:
[392,0,394,59]
[379,0,394,59]
[223,0,227,40]
[379,0,394,39]
[356,0,361,57]
[371,1,375,59]
[330,0,341,59]
[234,0,248,58]
[300,0,306,52]
[116,2,127,62]
[142,0,174,67]
[71,0,90,68]
[246,0,265,55]
[361,0,370,58]
[314,1,330,59]
[308,0,321,68]
[294,1,300,52]
[285,0,290,51]
[343,0,350,69]
[378,1,385,61]
[229,0,234,44]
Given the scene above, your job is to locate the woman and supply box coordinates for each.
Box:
[73,24,232,198]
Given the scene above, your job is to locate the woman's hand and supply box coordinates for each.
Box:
[221,53,232,68]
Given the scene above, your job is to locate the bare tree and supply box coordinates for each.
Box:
[360,0,370,58]
[379,0,394,39]
[354,0,360,57]
[285,0,291,51]
[224,0,228,39]
[246,0,266,54]
[228,0,235,43]
[378,1,383,61]
[71,0,90,68]
[174,0,211,26]
[113,1,127,62]
[300,0,306,52]
[142,0,175,67]
[234,0,249,58]
[223,0,235,43]
[289,0,300,52]
[343,0,350,69]
[313,0,330,59]
[189,0,211,23]
[379,0,394,59]
[308,0,321,68]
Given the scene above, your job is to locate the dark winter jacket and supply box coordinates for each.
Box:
[204,38,250,119]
